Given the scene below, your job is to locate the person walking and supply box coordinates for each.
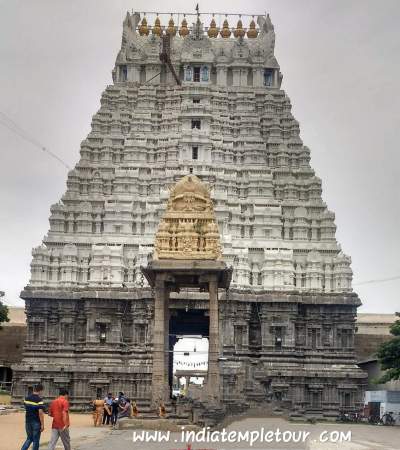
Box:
[110,396,119,428]
[47,388,70,450]
[92,395,104,427]
[21,383,45,450]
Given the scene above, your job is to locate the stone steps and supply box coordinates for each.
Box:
[117,417,200,431]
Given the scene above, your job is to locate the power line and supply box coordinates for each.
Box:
[0,111,71,170]
[354,275,400,286]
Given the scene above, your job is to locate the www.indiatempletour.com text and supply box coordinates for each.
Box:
[132,427,352,446]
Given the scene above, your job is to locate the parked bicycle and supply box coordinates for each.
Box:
[337,410,364,423]
[368,414,381,425]
[337,411,351,423]
[381,412,395,426]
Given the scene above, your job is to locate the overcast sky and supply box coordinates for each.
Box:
[0,0,399,313]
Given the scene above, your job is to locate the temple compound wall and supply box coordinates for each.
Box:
[12,11,366,420]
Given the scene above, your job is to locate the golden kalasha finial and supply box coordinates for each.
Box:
[179,17,189,37]
[220,18,231,38]
[139,17,149,36]
[166,16,176,36]
[247,19,258,38]
[234,18,245,38]
[152,16,162,36]
[207,17,219,38]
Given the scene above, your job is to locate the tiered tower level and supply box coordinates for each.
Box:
[14,12,366,419]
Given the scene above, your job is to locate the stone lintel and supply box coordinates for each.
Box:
[141,259,232,289]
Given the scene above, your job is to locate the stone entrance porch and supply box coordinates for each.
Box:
[141,259,231,408]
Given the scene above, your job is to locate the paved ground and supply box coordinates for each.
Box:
[75,417,400,450]
[0,411,108,450]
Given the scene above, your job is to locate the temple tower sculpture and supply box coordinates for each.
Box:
[13,11,366,420]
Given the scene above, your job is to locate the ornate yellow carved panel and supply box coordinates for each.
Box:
[154,175,222,260]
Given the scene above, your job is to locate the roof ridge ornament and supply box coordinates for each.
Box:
[208,15,219,38]
[152,15,162,36]
[247,17,258,38]
[234,16,245,38]
[166,15,176,36]
[220,16,231,38]
[139,16,149,36]
[179,16,189,37]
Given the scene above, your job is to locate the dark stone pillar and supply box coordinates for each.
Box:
[207,275,220,404]
[151,275,169,407]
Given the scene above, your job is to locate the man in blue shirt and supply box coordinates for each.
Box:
[21,383,45,450]
[102,392,113,425]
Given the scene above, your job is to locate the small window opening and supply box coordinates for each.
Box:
[193,67,201,82]
[193,98,200,104]
[311,328,317,349]
[275,327,282,349]
[264,69,273,87]
[311,392,321,408]
[192,147,198,160]
[99,324,107,344]
[191,120,201,130]
[120,65,128,82]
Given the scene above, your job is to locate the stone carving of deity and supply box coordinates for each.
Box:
[201,66,209,82]
[185,66,193,81]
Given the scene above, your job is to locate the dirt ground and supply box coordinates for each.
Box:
[0,394,10,404]
[75,417,400,450]
[0,411,109,450]
[2,411,399,450]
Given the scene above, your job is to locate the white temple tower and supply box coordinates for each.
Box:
[13,11,366,419]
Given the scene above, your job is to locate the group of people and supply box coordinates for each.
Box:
[21,384,70,450]
[91,392,138,427]
[20,384,168,450]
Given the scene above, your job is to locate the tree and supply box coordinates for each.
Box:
[0,291,9,328]
[376,313,400,383]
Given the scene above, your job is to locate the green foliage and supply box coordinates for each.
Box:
[370,376,380,386]
[0,300,9,328]
[377,319,400,383]
[389,319,400,336]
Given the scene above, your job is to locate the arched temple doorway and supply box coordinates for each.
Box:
[169,308,209,397]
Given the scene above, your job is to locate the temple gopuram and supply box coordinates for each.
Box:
[12,10,366,423]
